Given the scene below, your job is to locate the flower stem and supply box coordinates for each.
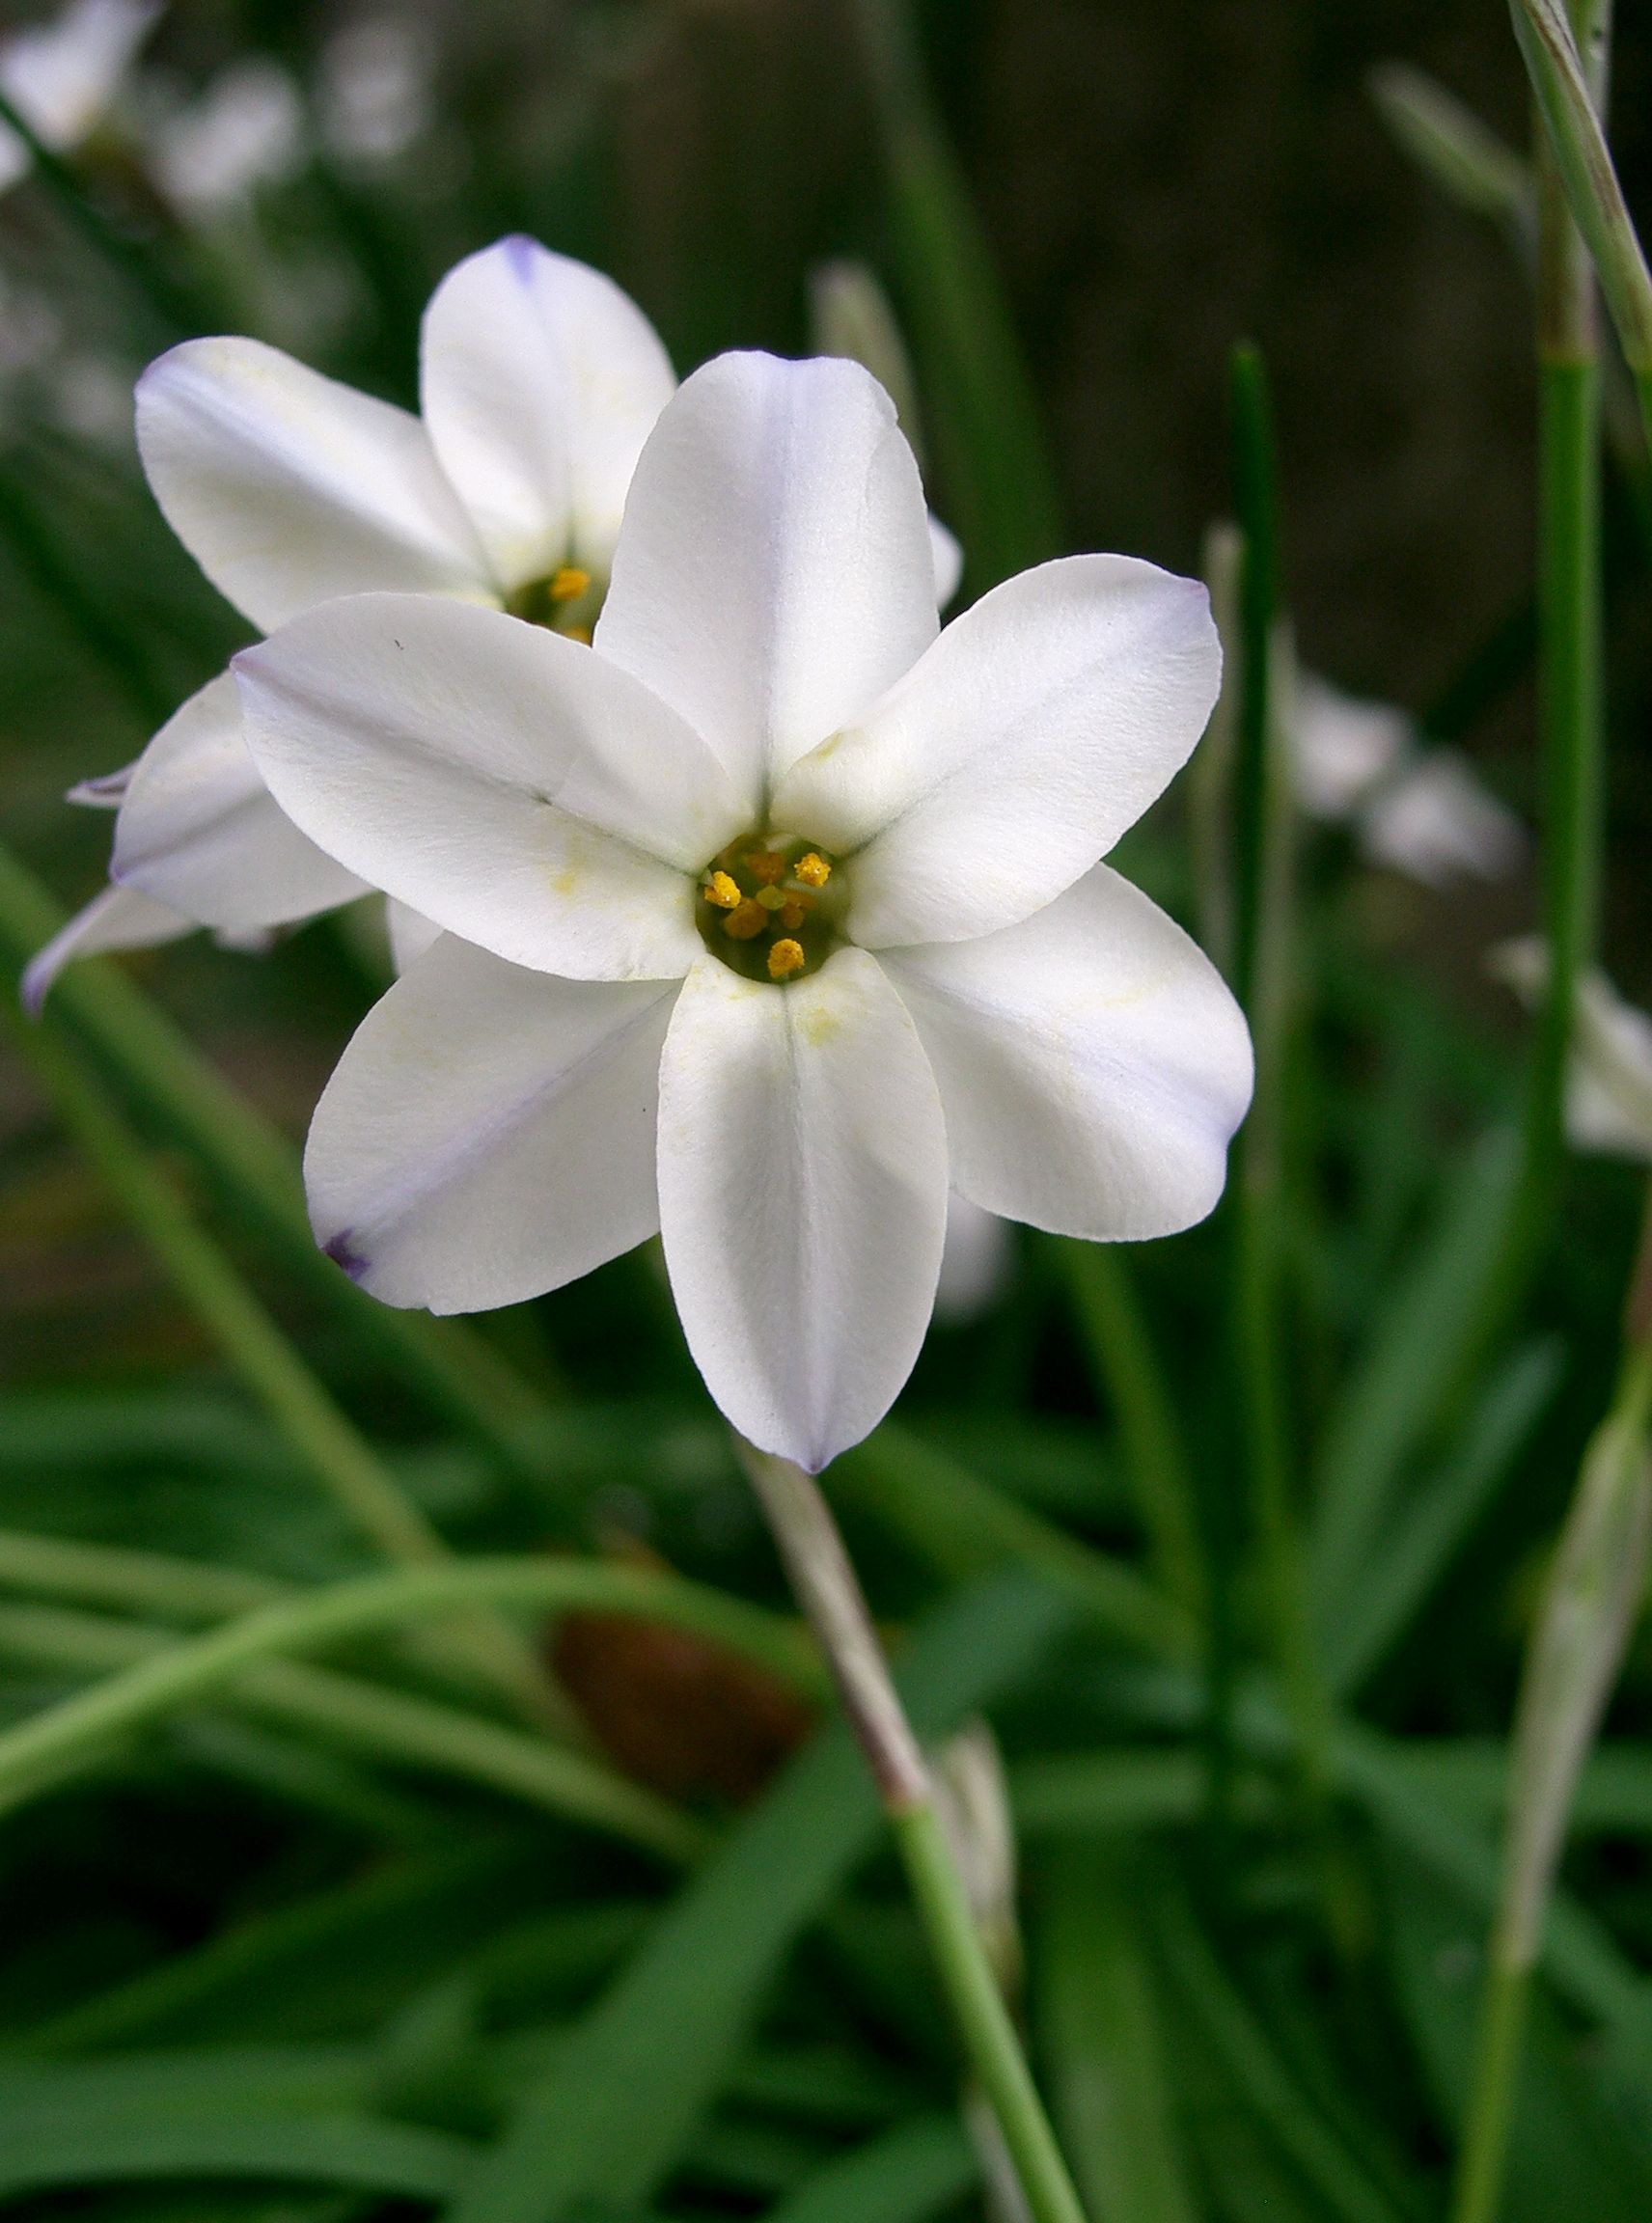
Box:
[1452,1958,1531,2223]
[734,1439,1087,2223]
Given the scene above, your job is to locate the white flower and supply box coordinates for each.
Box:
[147,58,304,220]
[31,235,677,1002]
[317,16,429,167]
[234,351,1253,1469]
[1291,672,1526,887]
[0,0,160,194]
[1492,940,1652,1163]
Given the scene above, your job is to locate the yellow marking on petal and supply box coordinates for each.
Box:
[767,938,806,981]
[794,852,831,888]
[724,899,769,941]
[703,870,742,910]
[550,565,592,602]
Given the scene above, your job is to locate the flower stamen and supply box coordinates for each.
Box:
[695,832,843,984]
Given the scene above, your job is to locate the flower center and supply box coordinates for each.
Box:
[506,563,602,642]
[696,834,843,984]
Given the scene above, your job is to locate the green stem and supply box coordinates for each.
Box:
[735,1440,1087,2223]
[895,1800,1086,2223]
[7,1006,562,1728]
[1053,1238,1204,1620]
[0,839,555,1468]
[1225,348,1333,1822]
[1452,1961,1531,2223]
[0,1558,825,1811]
[0,1601,706,1863]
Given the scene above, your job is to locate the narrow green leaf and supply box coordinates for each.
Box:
[1308,1125,1523,1621]
[764,2114,977,2223]
[1035,1846,1199,2223]
[1326,1339,1562,1696]
[445,1574,1067,2223]
[0,2113,471,2202]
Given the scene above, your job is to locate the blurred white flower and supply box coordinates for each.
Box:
[53,350,135,443]
[233,350,1251,1468]
[1290,672,1526,887]
[1359,749,1527,888]
[317,15,428,167]
[147,57,304,219]
[0,0,160,194]
[934,1193,1014,1323]
[1492,939,1652,1162]
[33,236,677,1003]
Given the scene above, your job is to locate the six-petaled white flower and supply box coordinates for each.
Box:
[232,349,1253,1469]
[28,235,677,1004]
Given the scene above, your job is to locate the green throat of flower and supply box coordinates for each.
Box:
[507,563,603,640]
[696,834,845,984]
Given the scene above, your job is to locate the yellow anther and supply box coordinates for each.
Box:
[564,624,592,645]
[767,938,806,981]
[779,894,812,931]
[747,850,786,886]
[724,899,769,941]
[794,852,831,888]
[549,565,592,602]
[755,885,787,912]
[703,870,742,910]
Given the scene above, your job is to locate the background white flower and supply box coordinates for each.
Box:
[1292,671,1526,887]
[234,350,1253,1469]
[31,234,677,1002]
[145,57,305,221]
[1493,938,1652,1163]
[0,0,160,195]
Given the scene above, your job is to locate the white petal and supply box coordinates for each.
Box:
[0,0,159,152]
[136,336,492,631]
[595,351,939,810]
[236,595,745,980]
[929,514,963,608]
[776,555,1222,948]
[113,672,367,931]
[384,897,441,975]
[420,237,675,593]
[879,865,1253,1241]
[22,883,191,1013]
[656,946,949,1469]
[306,938,676,1312]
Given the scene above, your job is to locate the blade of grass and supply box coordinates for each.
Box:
[0,1601,708,1861]
[0,2111,471,2202]
[1034,1845,1200,2223]
[446,1574,1067,2223]
[1051,1237,1204,1622]
[0,837,557,1468]
[0,87,202,340]
[5,1003,562,1728]
[0,1557,825,1815]
[765,2115,977,2223]
[1153,1892,1400,2223]
[1325,1340,1562,1699]
[845,0,1062,586]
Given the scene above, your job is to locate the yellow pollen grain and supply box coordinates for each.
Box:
[724,898,769,941]
[549,565,592,602]
[767,938,806,981]
[703,870,741,910]
[794,852,831,888]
